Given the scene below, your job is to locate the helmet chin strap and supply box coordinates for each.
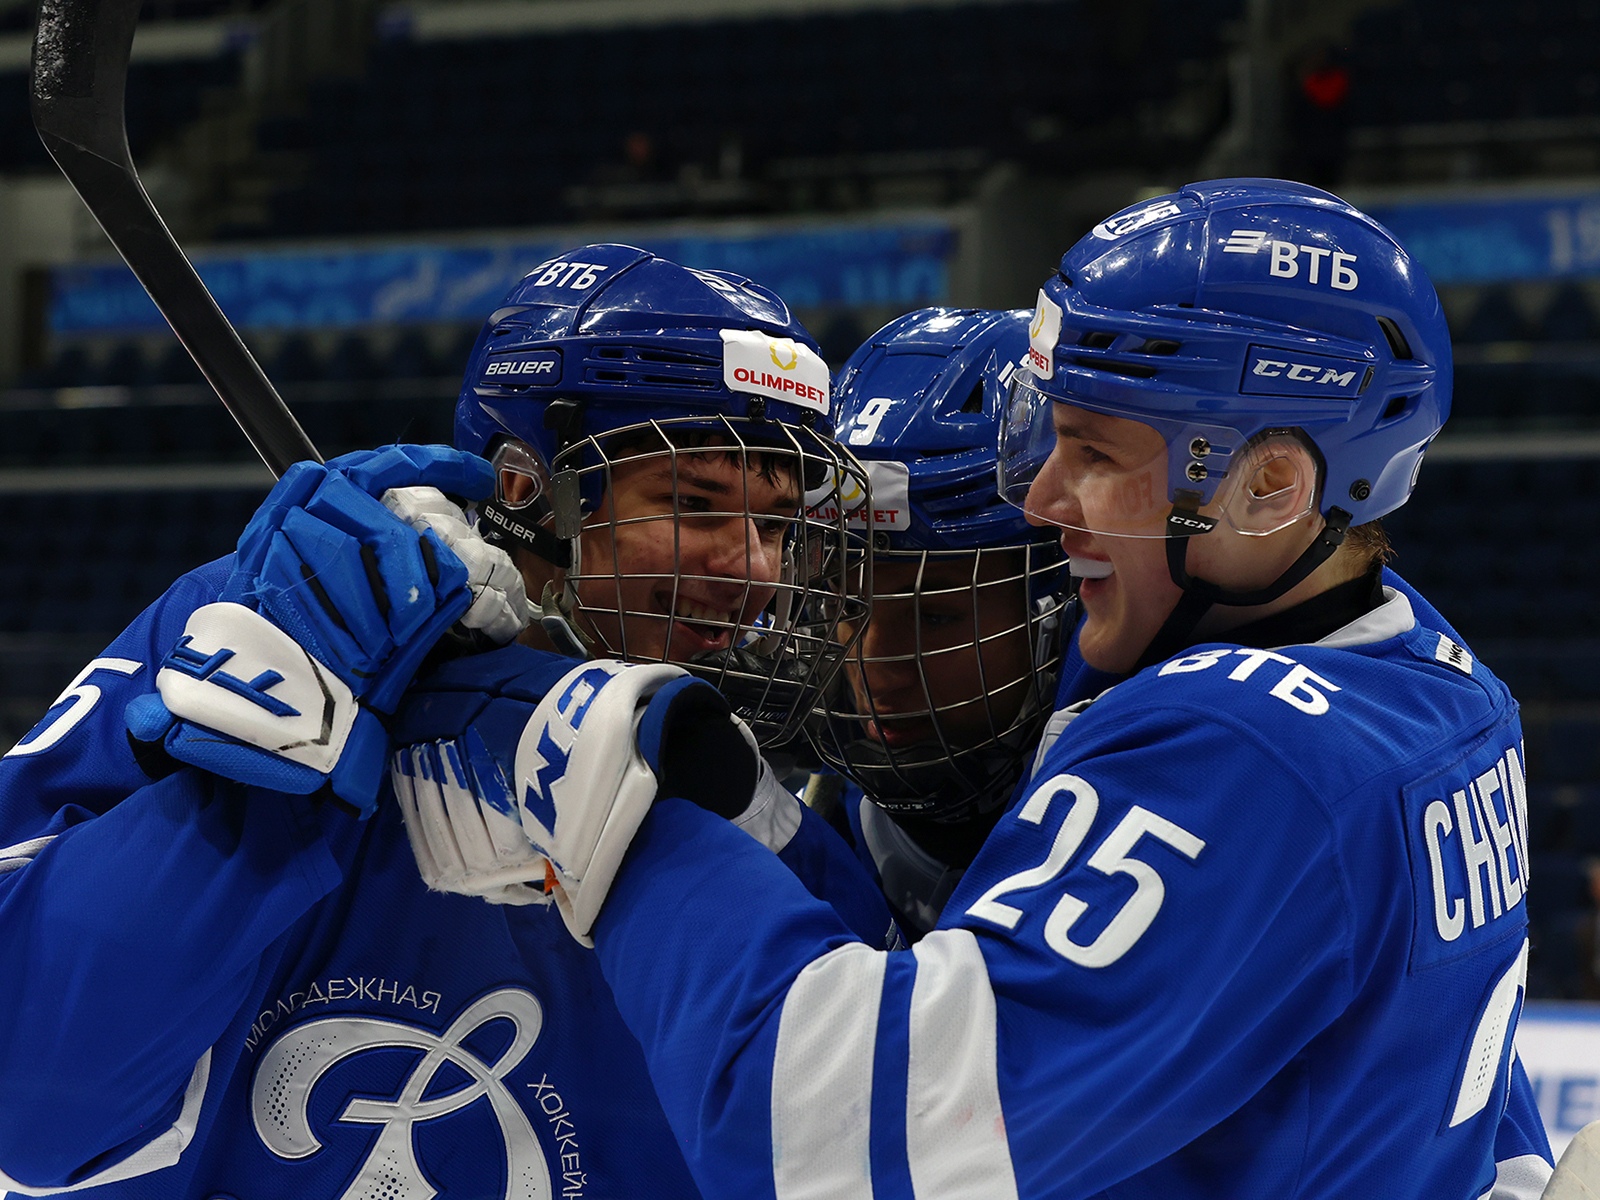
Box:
[1133,496,1352,672]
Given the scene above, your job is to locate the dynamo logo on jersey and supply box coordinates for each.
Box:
[252,988,553,1200]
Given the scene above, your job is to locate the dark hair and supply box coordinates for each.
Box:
[600,425,798,493]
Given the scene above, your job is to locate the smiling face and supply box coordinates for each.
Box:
[572,439,800,665]
[1023,404,1334,674]
[1020,407,1179,673]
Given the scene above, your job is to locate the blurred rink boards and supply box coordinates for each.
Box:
[1521,1004,1600,1156]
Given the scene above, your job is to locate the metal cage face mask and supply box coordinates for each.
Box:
[811,543,1064,822]
[558,412,872,747]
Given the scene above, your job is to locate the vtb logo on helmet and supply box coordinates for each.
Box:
[1003,179,1450,533]
[1220,228,1361,291]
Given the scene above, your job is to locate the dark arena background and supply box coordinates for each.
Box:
[0,0,1596,1154]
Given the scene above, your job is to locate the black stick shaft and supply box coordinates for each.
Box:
[31,0,321,477]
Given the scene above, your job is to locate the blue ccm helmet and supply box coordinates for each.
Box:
[998,178,1451,663]
[457,243,870,745]
[813,308,1068,824]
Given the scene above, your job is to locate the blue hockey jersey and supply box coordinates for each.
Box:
[0,558,895,1199]
[593,584,1543,1199]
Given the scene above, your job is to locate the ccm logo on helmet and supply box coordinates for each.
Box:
[1241,346,1367,398]
[1252,360,1357,386]
[1221,229,1359,291]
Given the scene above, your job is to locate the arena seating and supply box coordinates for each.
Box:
[239,0,1240,238]
[0,53,246,170]
[0,0,272,34]
[1345,0,1600,127]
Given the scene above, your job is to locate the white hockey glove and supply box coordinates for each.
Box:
[392,729,550,907]
[131,600,387,804]
[390,647,760,943]
[728,739,805,854]
[382,486,531,645]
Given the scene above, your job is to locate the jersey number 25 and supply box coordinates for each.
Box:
[965,773,1205,968]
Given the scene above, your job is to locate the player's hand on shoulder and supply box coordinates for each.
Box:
[125,445,531,815]
[391,645,760,943]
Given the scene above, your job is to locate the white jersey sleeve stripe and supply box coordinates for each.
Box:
[907,929,1018,1200]
[1451,940,1527,1128]
[0,836,55,875]
[0,1050,211,1195]
[771,943,886,1200]
[734,762,805,856]
[1482,1152,1553,1200]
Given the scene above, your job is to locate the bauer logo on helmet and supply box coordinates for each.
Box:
[480,350,562,385]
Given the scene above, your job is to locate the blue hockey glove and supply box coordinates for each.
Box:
[127,445,528,814]
[390,645,759,943]
[226,445,485,712]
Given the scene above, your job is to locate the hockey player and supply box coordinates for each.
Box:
[820,306,1554,1192]
[807,307,1069,936]
[391,182,1550,1198]
[0,245,889,1197]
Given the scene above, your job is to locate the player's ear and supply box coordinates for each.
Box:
[1219,433,1319,537]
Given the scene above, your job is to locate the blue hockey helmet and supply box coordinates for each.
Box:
[813,308,1068,823]
[997,180,1451,652]
[457,243,836,484]
[456,244,870,746]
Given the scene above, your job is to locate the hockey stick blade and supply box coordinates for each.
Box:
[30,0,321,477]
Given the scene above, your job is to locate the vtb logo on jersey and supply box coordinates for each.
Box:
[252,988,553,1200]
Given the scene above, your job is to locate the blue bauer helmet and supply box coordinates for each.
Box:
[456,244,871,746]
[812,308,1069,824]
[998,179,1451,659]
